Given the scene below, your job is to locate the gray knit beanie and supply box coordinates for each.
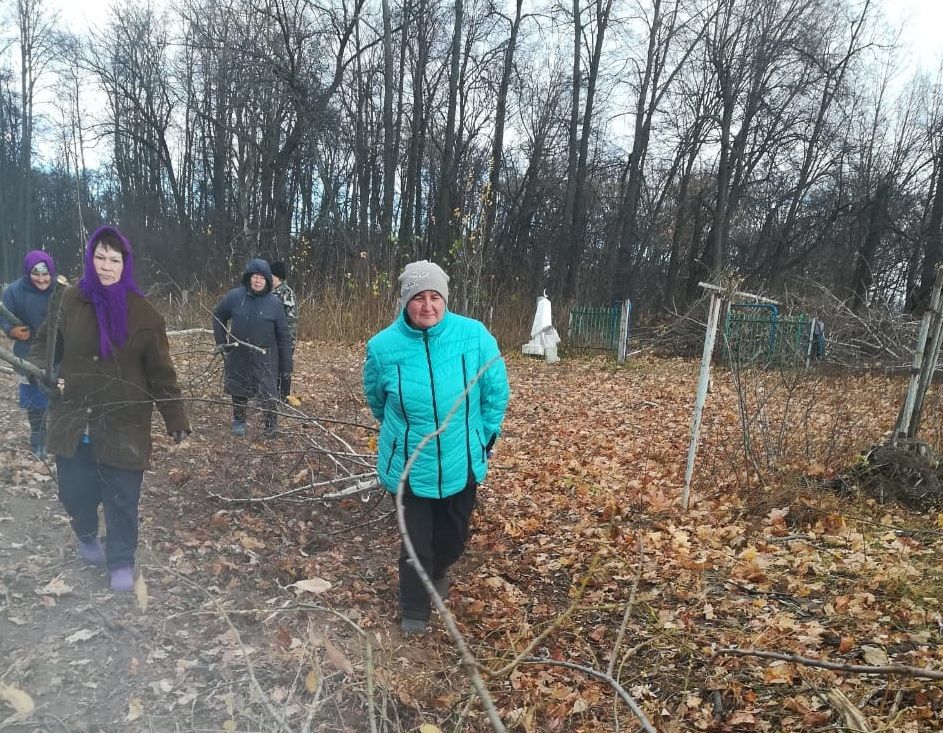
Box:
[398,260,449,308]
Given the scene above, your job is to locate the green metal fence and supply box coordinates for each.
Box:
[723,307,810,366]
[568,302,628,356]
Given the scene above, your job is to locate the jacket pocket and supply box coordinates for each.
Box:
[386,438,398,474]
[475,428,486,463]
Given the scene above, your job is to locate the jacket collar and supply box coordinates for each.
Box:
[395,308,451,338]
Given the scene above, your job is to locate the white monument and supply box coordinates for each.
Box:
[522,292,561,364]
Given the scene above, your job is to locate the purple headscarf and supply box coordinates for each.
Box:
[23,250,55,281]
[77,226,143,360]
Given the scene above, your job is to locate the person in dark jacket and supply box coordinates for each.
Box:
[269,260,297,402]
[363,260,510,635]
[1,250,57,457]
[29,226,190,592]
[213,259,293,437]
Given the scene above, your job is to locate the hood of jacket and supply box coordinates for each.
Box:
[23,250,56,284]
[241,258,273,294]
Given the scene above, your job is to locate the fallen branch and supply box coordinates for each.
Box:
[519,658,657,733]
[0,343,53,384]
[714,647,943,680]
[822,688,872,732]
[207,473,379,503]
[0,301,25,328]
[44,277,68,381]
[167,327,213,337]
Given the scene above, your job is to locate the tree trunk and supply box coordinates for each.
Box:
[480,0,523,258]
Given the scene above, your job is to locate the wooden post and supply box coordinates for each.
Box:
[804,318,816,369]
[682,292,722,509]
[617,298,631,363]
[682,283,779,509]
[906,265,943,440]
[894,264,943,443]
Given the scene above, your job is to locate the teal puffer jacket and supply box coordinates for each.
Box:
[364,310,510,498]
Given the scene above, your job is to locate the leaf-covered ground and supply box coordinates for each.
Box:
[1,339,942,732]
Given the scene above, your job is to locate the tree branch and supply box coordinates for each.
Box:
[714,647,943,680]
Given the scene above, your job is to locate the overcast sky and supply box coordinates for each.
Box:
[47,0,942,74]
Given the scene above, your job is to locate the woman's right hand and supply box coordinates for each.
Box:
[9,326,30,341]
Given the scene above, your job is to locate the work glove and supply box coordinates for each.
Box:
[215,342,238,355]
[171,429,191,444]
[9,325,30,341]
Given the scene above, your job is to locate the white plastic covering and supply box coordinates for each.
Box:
[522,293,561,363]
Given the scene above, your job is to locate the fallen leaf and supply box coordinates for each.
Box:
[861,645,889,666]
[290,577,332,595]
[66,629,99,644]
[304,669,319,694]
[222,720,238,732]
[127,697,144,722]
[135,574,148,613]
[35,577,72,596]
[323,637,354,675]
[728,710,757,726]
[0,683,34,715]
[168,467,190,485]
[419,725,442,733]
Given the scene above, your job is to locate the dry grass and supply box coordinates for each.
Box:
[154,281,540,350]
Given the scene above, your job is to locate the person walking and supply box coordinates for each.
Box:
[363,260,510,635]
[1,250,57,457]
[29,226,190,592]
[213,259,293,436]
[269,260,297,402]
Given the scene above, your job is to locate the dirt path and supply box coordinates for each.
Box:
[0,343,449,732]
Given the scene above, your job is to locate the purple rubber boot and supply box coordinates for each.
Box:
[77,536,105,566]
[110,566,134,593]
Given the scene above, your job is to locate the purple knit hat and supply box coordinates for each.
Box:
[23,250,55,281]
[77,226,143,360]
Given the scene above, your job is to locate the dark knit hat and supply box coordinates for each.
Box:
[270,261,287,280]
[398,260,449,308]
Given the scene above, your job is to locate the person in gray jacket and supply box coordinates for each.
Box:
[213,259,293,437]
[269,260,297,402]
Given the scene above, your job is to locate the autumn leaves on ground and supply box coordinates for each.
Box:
[2,338,942,732]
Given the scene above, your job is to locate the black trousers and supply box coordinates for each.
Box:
[278,372,291,401]
[26,408,46,451]
[399,480,477,621]
[232,395,277,428]
[56,442,144,570]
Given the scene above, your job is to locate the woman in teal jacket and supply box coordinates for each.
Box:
[364,260,510,635]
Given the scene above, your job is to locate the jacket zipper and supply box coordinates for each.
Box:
[397,366,409,473]
[423,331,444,497]
[462,355,472,480]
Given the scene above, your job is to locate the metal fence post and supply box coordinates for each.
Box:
[618,299,631,363]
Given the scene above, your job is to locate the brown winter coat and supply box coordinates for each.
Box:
[29,286,189,470]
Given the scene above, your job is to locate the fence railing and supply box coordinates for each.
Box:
[723,308,811,366]
[567,300,632,361]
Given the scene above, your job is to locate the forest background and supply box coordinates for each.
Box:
[1,0,943,338]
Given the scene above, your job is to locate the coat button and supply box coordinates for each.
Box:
[92,355,98,361]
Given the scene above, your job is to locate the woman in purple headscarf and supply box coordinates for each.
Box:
[1,250,56,457]
[30,226,191,592]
